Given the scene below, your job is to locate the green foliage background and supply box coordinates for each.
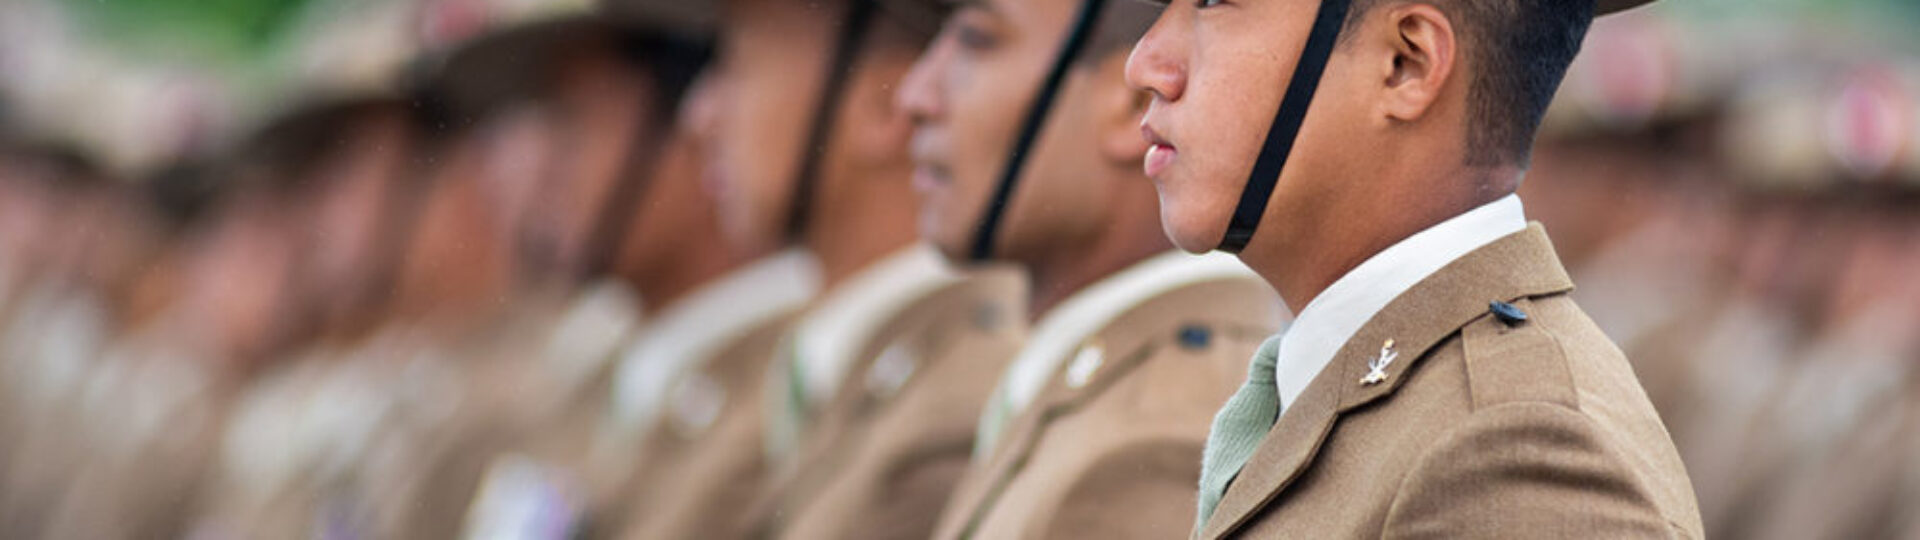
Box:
[55,0,313,63]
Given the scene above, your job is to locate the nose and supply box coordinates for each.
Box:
[896,30,954,125]
[1125,8,1188,103]
[678,69,723,141]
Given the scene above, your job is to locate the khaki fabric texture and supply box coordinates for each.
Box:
[747,269,1026,540]
[1198,225,1704,539]
[610,312,801,539]
[932,274,1283,540]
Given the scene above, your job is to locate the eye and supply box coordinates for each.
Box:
[949,11,1000,52]
[956,22,997,51]
[1195,0,1225,7]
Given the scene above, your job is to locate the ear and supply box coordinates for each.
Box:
[1091,52,1152,164]
[1376,5,1456,123]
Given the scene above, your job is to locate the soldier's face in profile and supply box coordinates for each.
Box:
[615,130,712,282]
[303,109,408,319]
[1126,0,1335,252]
[534,48,659,277]
[900,0,1150,261]
[685,0,836,255]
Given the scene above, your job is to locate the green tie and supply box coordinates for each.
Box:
[1196,335,1283,532]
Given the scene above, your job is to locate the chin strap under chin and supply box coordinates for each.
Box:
[1216,0,1352,253]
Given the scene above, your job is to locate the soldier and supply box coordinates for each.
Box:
[29,157,227,540]
[388,4,782,537]
[881,0,1284,538]
[281,4,731,537]
[1124,0,1703,536]
[185,91,435,538]
[0,143,129,538]
[1740,202,1920,540]
[610,1,1028,539]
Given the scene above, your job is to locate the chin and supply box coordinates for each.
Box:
[928,238,970,264]
[917,217,970,263]
[1158,194,1229,254]
[719,212,776,256]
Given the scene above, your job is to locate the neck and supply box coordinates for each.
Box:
[632,238,742,313]
[1242,165,1518,312]
[805,177,918,289]
[1025,177,1171,319]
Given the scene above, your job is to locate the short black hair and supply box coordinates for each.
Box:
[1344,0,1595,167]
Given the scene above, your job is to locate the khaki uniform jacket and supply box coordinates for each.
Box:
[614,311,799,539]
[934,274,1282,540]
[750,270,1025,540]
[1199,225,1704,539]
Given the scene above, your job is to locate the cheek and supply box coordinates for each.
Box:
[1186,66,1276,182]
[1153,43,1297,251]
[925,60,1032,256]
[720,74,815,245]
[1001,94,1108,256]
[1156,173,1234,252]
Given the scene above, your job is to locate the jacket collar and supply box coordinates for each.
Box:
[1200,224,1575,539]
[939,271,1281,540]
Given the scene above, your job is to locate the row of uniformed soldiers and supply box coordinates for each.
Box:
[0,0,1918,538]
[1529,16,1920,539]
[1526,136,1920,539]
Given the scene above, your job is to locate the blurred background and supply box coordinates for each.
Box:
[0,0,1917,538]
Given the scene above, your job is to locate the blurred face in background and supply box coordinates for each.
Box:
[301,107,413,326]
[900,0,1152,262]
[182,188,303,368]
[474,106,560,283]
[527,43,662,279]
[692,0,946,257]
[687,0,838,254]
[393,129,515,324]
[0,162,57,280]
[0,153,101,284]
[614,125,721,290]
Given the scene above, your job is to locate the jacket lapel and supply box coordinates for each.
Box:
[1200,224,1575,539]
[943,275,1277,540]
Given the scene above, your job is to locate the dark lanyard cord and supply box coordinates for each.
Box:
[785,0,880,242]
[967,0,1111,261]
[1217,0,1352,253]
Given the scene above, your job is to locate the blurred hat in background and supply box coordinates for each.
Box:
[410,0,716,126]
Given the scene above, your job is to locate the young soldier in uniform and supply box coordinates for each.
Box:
[187,90,439,539]
[886,1,1283,538]
[315,6,755,537]
[613,1,1024,538]
[1124,0,1703,537]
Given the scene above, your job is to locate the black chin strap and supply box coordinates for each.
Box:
[1217,0,1352,253]
[785,0,879,243]
[967,0,1110,262]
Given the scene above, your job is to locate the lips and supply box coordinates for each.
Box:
[911,164,953,195]
[1142,124,1177,178]
[909,131,953,195]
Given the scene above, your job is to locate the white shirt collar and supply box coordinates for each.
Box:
[1002,250,1257,415]
[792,243,961,404]
[539,280,643,394]
[609,249,820,430]
[1272,194,1527,407]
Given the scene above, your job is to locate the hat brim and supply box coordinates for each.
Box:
[1597,0,1655,15]
[416,15,606,119]
[600,0,716,35]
